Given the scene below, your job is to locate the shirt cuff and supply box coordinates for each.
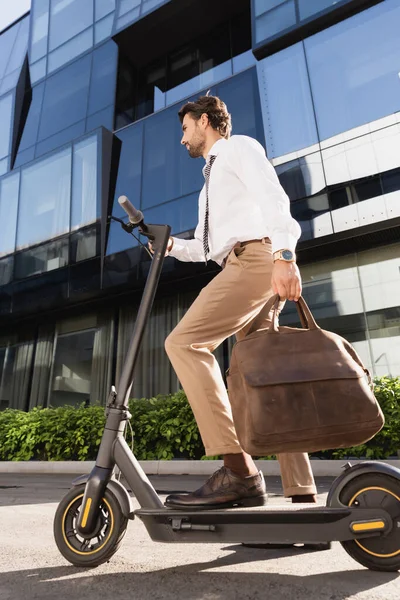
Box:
[270,233,299,255]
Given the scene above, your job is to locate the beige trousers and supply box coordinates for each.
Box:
[165,240,316,497]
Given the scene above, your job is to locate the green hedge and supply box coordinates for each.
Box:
[0,378,399,462]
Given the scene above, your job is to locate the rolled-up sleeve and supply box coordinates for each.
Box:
[232,136,301,254]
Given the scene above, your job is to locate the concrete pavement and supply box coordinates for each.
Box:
[0,473,399,600]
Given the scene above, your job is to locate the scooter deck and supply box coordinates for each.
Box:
[134,504,392,544]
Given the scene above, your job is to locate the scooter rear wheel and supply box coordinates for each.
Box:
[339,473,400,572]
[54,484,128,567]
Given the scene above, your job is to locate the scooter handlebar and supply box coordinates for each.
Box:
[118,195,144,225]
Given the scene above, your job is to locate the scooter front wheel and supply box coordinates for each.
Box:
[339,473,400,572]
[54,484,128,567]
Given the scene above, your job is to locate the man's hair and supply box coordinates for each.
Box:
[178,95,232,139]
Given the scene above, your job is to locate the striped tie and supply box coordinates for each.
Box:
[203,155,216,264]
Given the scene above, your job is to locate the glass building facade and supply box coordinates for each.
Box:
[0,0,399,411]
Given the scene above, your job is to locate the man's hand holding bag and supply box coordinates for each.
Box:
[227,294,384,455]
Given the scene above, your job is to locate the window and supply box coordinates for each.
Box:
[0,172,19,257]
[14,238,69,279]
[49,0,94,51]
[257,42,318,158]
[254,0,296,44]
[115,9,252,126]
[50,329,96,407]
[17,148,72,249]
[71,136,98,230]
[0,93,13,161]
[30,0,50,62]
[304,0,400,141]
[0,16,29,96]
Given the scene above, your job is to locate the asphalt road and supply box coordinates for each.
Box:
[0,473,398,600]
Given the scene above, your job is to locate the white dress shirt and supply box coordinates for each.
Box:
[169,135,301,266]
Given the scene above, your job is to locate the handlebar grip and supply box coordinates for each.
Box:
[118,195,144,224]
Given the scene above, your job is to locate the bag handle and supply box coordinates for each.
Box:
[246,294,319,336]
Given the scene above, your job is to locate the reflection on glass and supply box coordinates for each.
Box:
[0,93,13,159]
[35,120,86,159]
[38,55,91,141]
[48,27,93,73]
[71,136,98,229]
[298,0,339,21]
[6,17,29,74]
[88,41,118,115]
[0,172,20,257]
[70,225,98,262]
[30,0,50,62]
[145,193,198,235]
[50,329,95,407]
[275,152,326,200]
[95,0,116,20]
[291,193,332,240]
[86,105,114,132]
[95,13,114,43]
[255,0,296,43]
[49,0,94,51]
[17,148,72,249]
[0,256,14,286]
[14,238,69,279]
[216,69,261,140]
[0,21,19,78]
[305,0,400,141]
[257,42,318,158]
[30,57,47,83]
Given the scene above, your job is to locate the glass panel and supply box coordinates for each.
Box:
[291,193,332,240]
[86,105,114,132]
[233,50,256,74]
[0,69,20,96]
[95,0,116,20]
[38,55,91,141]
[116,7,140,30]
[0,158,8,176]
[30,0,50,62]
[254,0,287,18]
[141,0,167,16]
[88,41,118,115]
[35,120,85,159]
[305,0,400,142]
[14,238,69,279]
[257,42,318,158]
[0,172,20,257]
[5,17,29,75]
[49,0,94,51]
[50,329,95,407]
[275,152,326,201]
[17,147,72,249]
[17,83,45,152]
[299,0,342,21]
[255,0,296,44]
[48,27,93,73]
[30,57,47,83]
[71,135,98,229]
[70,225,98,262]
[118,0,140,16]
[165,61,232,109]
[0,20,19,79]
[0,93,13,159]
[13,147,36,169]
[0,256,14,286]
[145,193,198,236]
[216,69,262,141]
[381,167,400,194]
[352,176,382,203]
[135,58,166,121]
[94,13,114,43]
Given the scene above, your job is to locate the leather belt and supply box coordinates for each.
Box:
[221,238,270,269]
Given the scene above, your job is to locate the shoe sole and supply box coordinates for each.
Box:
[165,494,269,511]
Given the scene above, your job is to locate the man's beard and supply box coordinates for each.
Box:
[187,133,205,158]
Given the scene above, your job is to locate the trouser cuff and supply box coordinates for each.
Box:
[283,484,317,498]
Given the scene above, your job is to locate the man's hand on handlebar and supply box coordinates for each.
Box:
[148,238,174,256]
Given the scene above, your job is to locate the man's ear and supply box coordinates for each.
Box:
[200,113,209,128]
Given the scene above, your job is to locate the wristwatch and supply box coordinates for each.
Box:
[273,249,296,263]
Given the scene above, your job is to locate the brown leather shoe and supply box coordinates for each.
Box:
[165,467,268,510]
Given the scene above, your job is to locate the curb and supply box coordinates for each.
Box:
[0,459,399,476]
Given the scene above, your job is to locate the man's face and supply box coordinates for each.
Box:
[181,113,206,158]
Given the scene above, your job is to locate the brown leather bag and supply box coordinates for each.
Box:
[227,294,384,455]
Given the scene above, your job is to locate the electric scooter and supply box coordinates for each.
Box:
[53,196,400,572]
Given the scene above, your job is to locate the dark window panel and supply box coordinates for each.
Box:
[102,248,141,290]
[352,176,382,202]
[12,268,69,314]
[14,238,69,280]
[70,224,100,263]
[38,55,91,141]
[88,41,118,116]
[69,257,101,301]
[0,284,12,318]
[329,187,352,210]
[231,6,252,57]
[35,120,85,159]
[136,57,167,120]
[17,83,45,153]
[0,256,14,287]
[381,168,400,194]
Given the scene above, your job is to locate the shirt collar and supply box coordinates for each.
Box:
[206,137,228,160]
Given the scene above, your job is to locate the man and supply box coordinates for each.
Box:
[157,94,317,509]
